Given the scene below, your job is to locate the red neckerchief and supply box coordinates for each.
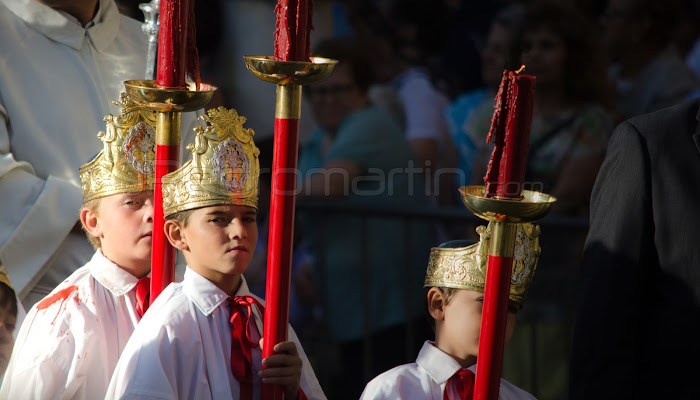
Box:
[228,296,308,400]
[444,369,475,400]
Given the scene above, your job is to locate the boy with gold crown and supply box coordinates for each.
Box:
[361,224,540,400]
[106,107,325,400]
[0,94,157,399]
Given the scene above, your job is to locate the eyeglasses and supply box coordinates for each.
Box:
[306,84,357,98]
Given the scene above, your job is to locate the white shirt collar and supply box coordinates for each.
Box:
[1,0,121,51]
[182,268,253,316]
[89,249,140,296]
[416,341,476,385]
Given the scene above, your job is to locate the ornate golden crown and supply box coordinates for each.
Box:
[162,107,260,217]
[79,93,157,202]
[425,222,540,306]
[0,260,13,291]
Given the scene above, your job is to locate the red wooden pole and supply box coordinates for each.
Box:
[261,84,302,400]
[474,222,516,400]
[151,113,180,300]
[474,255,513,399]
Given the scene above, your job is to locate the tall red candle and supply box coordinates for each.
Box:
[483,66,536,198]
[260,2,313,399]
[156,0,200,88]
[274,0,314,61]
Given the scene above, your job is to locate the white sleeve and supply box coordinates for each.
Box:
[106,325,182,400]
[398,76,449,141]
[0,109,82,298]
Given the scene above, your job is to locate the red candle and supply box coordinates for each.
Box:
[274,0,314,61]
[157,0,200,88]
[483,66,536,198]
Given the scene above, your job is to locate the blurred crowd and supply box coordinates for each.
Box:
[99,0,700,398]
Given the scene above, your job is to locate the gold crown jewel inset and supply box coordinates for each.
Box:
[425,222,541,306]
[162,107,260,217]
[79,93,157,202]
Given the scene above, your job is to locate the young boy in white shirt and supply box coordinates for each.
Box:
[361,224,540,400]
[106,107,325,400]
[0,94,157,399]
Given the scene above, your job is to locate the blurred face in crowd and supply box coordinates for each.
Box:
[481,23,513,88]
[307,63,368,135]
[520,28,567,90]
[599,0,650,56]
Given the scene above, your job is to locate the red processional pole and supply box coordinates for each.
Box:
[128,0,215,302]
[244,1,335,398]
[460,68,555,399]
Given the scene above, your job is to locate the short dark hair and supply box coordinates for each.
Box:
[424,286,458,333]
[165,208,195,226]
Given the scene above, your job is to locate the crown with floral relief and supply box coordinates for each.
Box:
[424,222,540,306]
[79,93,157,203]
[162,107,260,217]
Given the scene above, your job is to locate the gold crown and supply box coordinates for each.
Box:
[162,107,260,217]
[425,222,540,306]
[0,260,13,291]
[79,93,157,202]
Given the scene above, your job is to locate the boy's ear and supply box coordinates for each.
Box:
[164,220,189,251]
[80,207,101,238]
[427,287,446,321]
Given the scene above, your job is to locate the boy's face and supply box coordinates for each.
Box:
[433,288,517,366]
[83,191,154,277]
[0,303,16,376]
[172,205,257,291]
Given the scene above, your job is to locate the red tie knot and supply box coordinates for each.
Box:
[452,369,475,400]
[135,277,151,318]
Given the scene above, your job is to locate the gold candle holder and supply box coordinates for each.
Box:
[123,79,217,300]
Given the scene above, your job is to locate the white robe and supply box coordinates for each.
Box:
[0,0,201,310]
[106,269,326,400]
[0,0,148,307]
[361,341,536,400]
[0,250,143,399]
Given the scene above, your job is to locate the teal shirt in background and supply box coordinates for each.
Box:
[298,105,435,342]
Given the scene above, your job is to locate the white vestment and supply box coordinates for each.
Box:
[0,0,147,307]
[0,250,143,399]
[106,269,326,400]
[361,341,537,400]
[0,0,200,310]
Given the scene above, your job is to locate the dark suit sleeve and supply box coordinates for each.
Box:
[569,121,656,398]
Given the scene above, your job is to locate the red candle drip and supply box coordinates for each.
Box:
[274,0,314,61]
[157,0,200,89]
[483,66,536,198]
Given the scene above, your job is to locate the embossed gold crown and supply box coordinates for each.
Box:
[425,222,540,306]
[79,93,157,202]
[0,260,13,291]
[162,107,260,216]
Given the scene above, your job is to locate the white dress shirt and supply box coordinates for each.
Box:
[106,268,326,400]
[361,341,536,400]
[0,250,143,399]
